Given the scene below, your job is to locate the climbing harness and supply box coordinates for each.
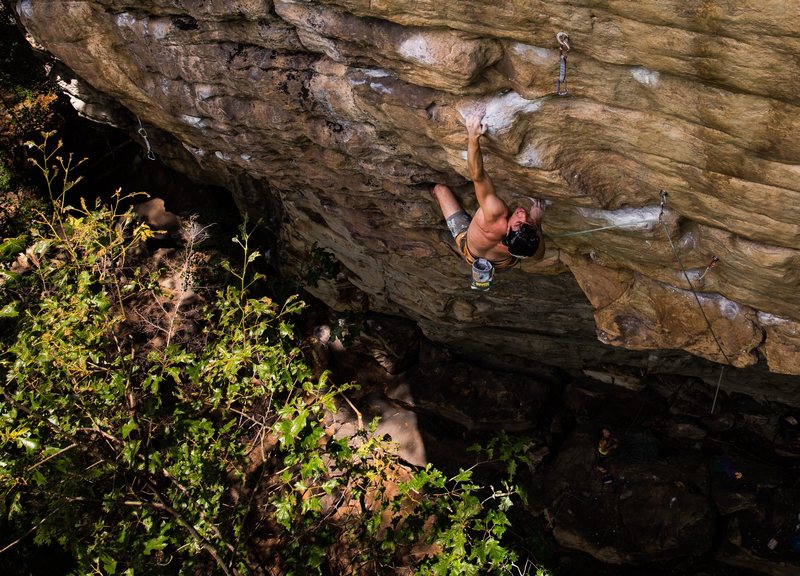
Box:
[658,190,730,414]
[471,257,494,291]
[555,32,570,96]
[137,115,156,161]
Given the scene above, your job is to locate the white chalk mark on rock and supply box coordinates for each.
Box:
[459,92,544,134]
[511,43,551,61]
[577,206,661,229]
[632,67,660,87]
[398,34,435,65]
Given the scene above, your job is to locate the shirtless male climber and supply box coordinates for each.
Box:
[432,112,546,270]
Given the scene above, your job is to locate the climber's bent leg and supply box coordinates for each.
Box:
[432,183,463,221]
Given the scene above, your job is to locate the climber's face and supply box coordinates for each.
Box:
[502,206,541,258]
[507,206,528,234]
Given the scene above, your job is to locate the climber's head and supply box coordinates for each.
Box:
[503,207,540,258]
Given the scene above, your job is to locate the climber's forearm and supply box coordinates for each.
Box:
[467,135,486,183]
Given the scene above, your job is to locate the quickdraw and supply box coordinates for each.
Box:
[555,32,570,96]
[137,115,156,161]
[697,255,720,281]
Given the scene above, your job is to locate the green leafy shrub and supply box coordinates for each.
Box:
[0,134,548,575]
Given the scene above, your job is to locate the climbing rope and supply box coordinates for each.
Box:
[551,221,656,238]
[137,115,156,161]
[546,194,729,414]
[658,190,730,414]
[555,32,570,96]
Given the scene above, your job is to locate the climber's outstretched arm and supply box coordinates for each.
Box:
[466,114,506,223]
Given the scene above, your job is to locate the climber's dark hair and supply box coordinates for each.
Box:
[502,223,540,258]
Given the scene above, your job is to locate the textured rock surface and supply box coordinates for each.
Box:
[14,1,800,400]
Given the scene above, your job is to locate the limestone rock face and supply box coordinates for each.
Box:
[14,1,800,397]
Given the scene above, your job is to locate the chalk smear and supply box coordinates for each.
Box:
[577,206,661,230]
[458,92,544,134]
[632,67,660,87]
[511,43,551,62]
[398,34,436,65]
[758,312,795,328]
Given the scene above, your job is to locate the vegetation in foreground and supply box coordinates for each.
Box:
[0,131,549,576]
[1,7,549,572]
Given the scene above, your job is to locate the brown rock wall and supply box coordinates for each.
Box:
[14,0,800,395]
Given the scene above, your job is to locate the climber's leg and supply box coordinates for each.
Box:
[432,184,462,220]
[432,184,471,241]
